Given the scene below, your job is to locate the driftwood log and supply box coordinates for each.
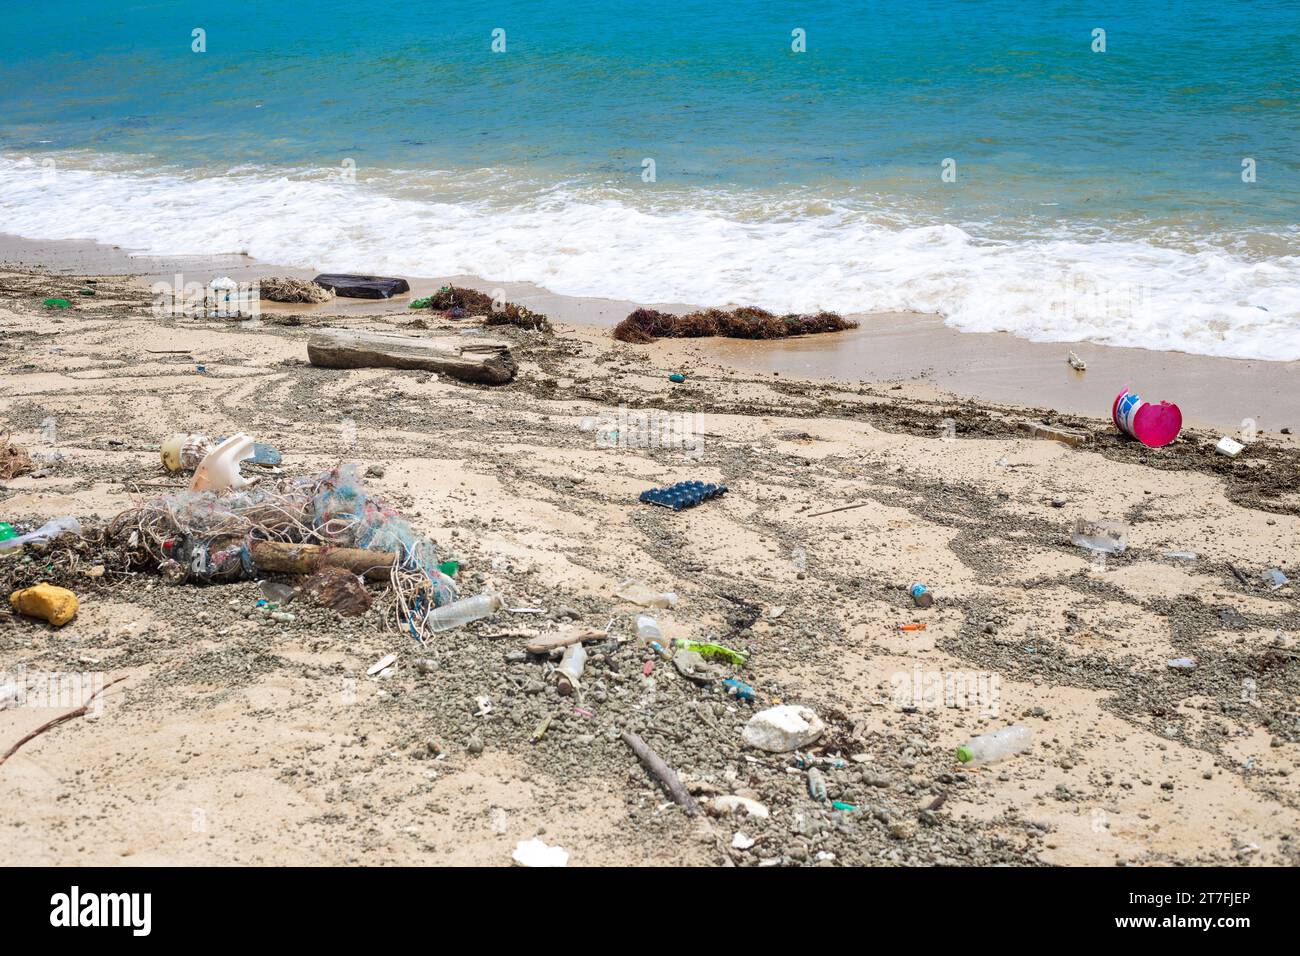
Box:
[620,730,701,816]
[307,328,517,384]
[249,540,395,581]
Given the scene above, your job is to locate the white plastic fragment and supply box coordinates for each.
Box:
[512,838,569,867]
[741,705,825,753]
[713,795,770,819]
[367,653,397,677]
[1215,436,1244,457]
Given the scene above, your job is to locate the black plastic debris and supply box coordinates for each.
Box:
[639,481,728,512]
[312,274,411,299]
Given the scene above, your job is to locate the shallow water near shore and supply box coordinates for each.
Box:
[1,0,1298,359]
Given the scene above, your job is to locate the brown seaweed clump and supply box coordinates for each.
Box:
[415,285,552,332]
[612,305,857,343]
[259,277,335,304]
[0,437,33,480]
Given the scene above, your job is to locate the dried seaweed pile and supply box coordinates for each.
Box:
[0,436,33,481]
[259,277,335,304]
[612,306,858,343]
[410,285,552,332]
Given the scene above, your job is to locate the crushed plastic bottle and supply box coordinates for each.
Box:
[955,725,1033,766]
[634,613,663,642]
[1070,518,1128,554]
[613,579,677,608]
[0,516,82,553]
[423,592,502,633]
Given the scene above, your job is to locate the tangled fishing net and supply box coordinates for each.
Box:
[612,306,858,343]
[410,285,552,332]
[259,277,336,304]
[103,464,456,642]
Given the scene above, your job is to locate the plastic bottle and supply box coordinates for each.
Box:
[634,613,663,642]
[0,516,82,552]
[423,593,503,633]
[554,642,587,696]
[955,725,1033,766]
[614,579,677,608]
[672,638,747,666]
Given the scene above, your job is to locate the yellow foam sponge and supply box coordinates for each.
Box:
[9,583,79,627]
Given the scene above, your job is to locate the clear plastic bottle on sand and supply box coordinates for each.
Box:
[554,642,587,696]
[424,593,502,633]
[613,579,677,608]
[955,725,1032,766]
[635,613,663,642]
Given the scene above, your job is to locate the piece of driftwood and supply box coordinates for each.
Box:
[621,730,700,816]
[524,629,608,655]
[249,540,394,581]
[307,328,517,384]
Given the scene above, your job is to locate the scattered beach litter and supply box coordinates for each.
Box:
[1067,350,1087,371]
[613,305,858,343]
[311,273,410,299]
[1113,386,1182,447]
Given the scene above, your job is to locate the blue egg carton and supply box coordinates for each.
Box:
[639,480,728,512]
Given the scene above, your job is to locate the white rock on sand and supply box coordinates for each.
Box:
[741,705,825,753]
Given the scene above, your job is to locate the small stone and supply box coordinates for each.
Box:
[467,735,484,755]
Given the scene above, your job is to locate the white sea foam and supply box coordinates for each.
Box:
[2,153,1297,360]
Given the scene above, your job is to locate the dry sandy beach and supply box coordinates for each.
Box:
[0,245,1297,867]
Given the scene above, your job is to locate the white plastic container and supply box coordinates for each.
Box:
[955,725,1033,766]
[423,593,502,633]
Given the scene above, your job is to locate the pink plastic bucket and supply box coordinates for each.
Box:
[1112,387,1182,447]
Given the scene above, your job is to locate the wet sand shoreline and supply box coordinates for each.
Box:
[2,231,1296,432]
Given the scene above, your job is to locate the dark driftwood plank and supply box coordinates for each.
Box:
[307,329,517,384]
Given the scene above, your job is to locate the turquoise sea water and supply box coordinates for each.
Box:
[1,0,1298,357]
